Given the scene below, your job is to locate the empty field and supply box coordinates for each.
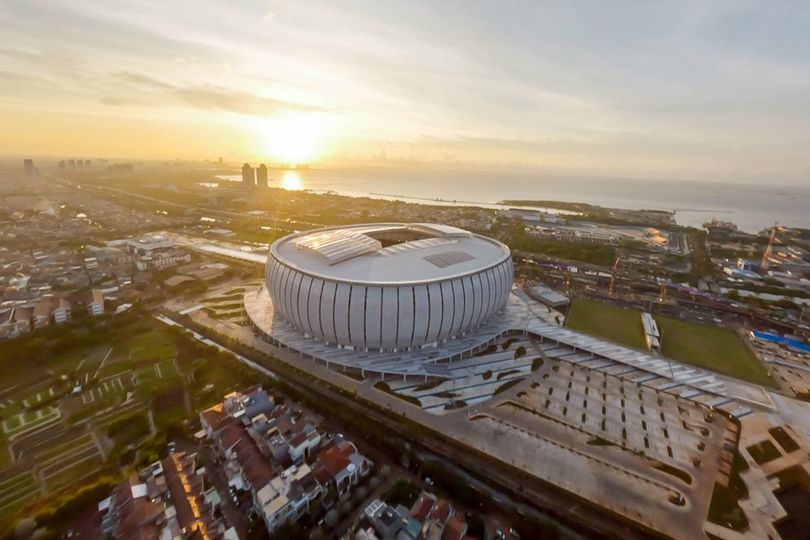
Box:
[565,298,646,349]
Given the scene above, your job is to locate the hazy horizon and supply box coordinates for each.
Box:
[2,1,810,185]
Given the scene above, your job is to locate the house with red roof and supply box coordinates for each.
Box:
[99,453,232,540]
[440,514,468,540]
[312,439,371,499]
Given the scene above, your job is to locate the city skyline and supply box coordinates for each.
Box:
[2,1,810,184]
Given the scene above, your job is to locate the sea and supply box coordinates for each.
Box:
[216,168,810,234]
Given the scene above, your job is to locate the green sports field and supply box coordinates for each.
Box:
[565,298,773,386]
[565,299,646,349]
[656,315,773,386]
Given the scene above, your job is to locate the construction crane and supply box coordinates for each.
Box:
[761,222,781,271]
[608,256,622,296]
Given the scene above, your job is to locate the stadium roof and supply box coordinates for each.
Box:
[271,223,510,285]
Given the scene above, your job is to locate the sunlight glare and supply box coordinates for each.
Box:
[281,170,302,190]
[258,113,323,165]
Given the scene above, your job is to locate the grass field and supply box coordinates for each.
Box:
[95,361,133,380]
[656,316,773,386]
[30,433,95,464]
[41,454,105,492]
[2,408,60,435]
[130,331,177,362]
[0,435,9,467]
[0,316,265,531]
[0,471,39,513]
[565,298,773,386]
[565,298,646,349]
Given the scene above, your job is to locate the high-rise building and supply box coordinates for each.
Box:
[256,164,268,188]
[68,159,75,171]
[57,160,66,171]
[241,163,255,188]
[23,159,34,180]
[84,159,92,169]
[77,160,85,172]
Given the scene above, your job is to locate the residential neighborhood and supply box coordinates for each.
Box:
[97,386,375,538]
[199,386,372,535]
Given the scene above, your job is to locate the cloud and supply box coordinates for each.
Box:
[106,71,324,115]
[172,85,321,115]
[98,95,153,107]
[2,0,810,180]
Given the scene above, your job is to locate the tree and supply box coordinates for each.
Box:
[514,345,527,360]
[466,513,485,539]
[339,500,353,515]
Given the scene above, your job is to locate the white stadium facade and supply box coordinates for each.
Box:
[264,223,513,351]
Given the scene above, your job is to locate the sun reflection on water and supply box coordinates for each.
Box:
[282,170,302,190]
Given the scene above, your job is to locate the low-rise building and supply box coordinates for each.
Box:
[88,288,105,316]
[0,307,32,339]
[33,297,52,328]
[108,234,192,271]
[364,498,411,539]
[312,439,372,499]
[200,386,371,535]
[53,297,72,324]
[404,491,470,540]
[440,514,467,540]
[257,464,313,533]
[99,452,232,540]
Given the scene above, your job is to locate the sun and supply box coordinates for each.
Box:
[281,170,302,190]
[257,113,323,165]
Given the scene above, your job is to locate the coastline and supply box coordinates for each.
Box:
[216,171,809,233]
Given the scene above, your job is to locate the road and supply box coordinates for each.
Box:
[198,445,251,538]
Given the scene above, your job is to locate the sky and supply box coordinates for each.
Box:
[1,0,810,183]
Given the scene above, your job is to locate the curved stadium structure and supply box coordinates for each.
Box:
[264,223,513,351]
[245,221,731,396]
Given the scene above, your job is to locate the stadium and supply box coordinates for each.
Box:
[244,222,731,397]
[263,223,513,351]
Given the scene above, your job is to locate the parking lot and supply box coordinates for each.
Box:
[510,359,716,471]
[436,351,735,540]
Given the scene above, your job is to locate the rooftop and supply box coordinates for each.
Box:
[271,223,510,285]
